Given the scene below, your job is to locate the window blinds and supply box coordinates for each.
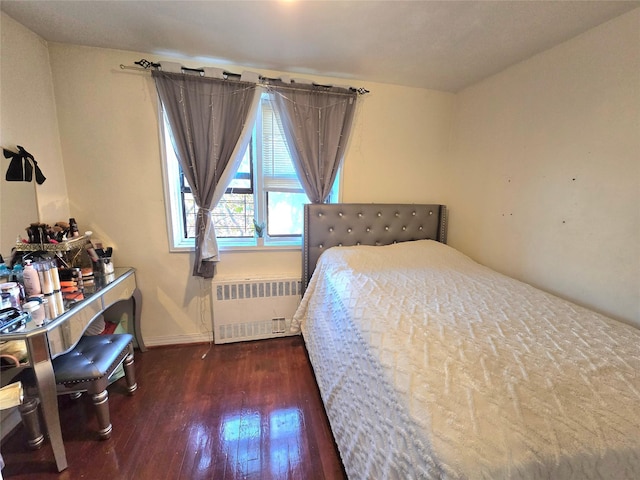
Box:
[261,96,303,192]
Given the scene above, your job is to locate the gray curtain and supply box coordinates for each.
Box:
[270,84,358,203]
[152,71,257,278]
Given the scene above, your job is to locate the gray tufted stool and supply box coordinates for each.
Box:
[19,333,137,444]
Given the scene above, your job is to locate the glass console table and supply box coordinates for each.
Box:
[0,267,145,472]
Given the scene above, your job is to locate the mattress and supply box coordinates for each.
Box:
[292,240,640,479]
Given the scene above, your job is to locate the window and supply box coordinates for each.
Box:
[160,93,340,250]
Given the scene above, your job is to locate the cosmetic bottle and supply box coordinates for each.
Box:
[11,263,24,284]
[1,292,10,309]
[44,292,58,318]
[0,262,10,283]
[84,231,100,263]
[23,260,42,297]
[49,259,61,291]
[69,218,80,237]
[10,264,25,302]
[36,261,54,295]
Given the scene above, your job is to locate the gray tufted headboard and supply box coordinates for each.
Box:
[302,203,447,292]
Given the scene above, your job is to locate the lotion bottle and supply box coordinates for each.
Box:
[23,260,42,297]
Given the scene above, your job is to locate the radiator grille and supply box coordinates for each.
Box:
[212,278,301,344]
[215,279,301,301]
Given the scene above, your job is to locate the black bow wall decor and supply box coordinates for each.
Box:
[3,145,46,184]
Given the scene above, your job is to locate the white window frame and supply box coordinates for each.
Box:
[159,95,342,252]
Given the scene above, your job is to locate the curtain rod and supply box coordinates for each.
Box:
[119,59,370,95]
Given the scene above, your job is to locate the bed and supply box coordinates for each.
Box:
[292,203,640,479]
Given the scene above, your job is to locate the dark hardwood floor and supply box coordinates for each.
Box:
[1,337,346,479]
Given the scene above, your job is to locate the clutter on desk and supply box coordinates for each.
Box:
[21,218,81,245]
[2,218,116,323]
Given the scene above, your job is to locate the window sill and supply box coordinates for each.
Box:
[168,239,301,253]
[221,243,301,253]
[221,237,301,251]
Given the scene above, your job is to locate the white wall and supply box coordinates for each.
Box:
[0,12,70,439]
[343,85,453,203]
[448,9,640,326]
[45,44,454,346]
[3,7,637,347]
[0,13,69,259]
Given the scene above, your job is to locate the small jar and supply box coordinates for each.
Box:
[22,300,46,326]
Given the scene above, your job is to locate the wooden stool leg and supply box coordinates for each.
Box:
[123,351,137,395]
[91,390,113,440]
[17,397,44,450]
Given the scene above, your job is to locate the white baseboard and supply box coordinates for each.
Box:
[140,330,300,348]
[142,332,213,347]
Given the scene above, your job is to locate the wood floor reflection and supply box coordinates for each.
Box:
[1,337,346,479]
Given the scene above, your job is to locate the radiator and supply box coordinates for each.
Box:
[212,277,302,344]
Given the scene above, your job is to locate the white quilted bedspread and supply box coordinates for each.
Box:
[292,240,640,480]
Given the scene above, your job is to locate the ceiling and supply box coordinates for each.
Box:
[2,0,639,92]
